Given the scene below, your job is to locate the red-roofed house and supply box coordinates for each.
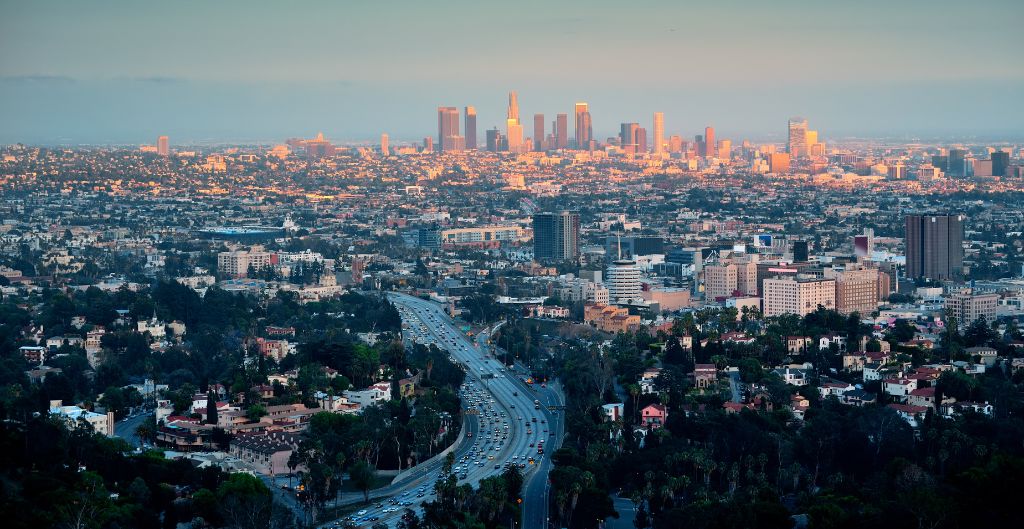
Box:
[907,387,936,408]
[888,403,929,427]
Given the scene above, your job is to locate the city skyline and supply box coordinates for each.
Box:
[1,0,1022,144]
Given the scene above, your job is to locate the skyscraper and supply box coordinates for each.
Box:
[992,150,1009,177]
[464,106,477,150]
[157,135,169,156]
[380,133,389,156]
[437,107,463,152]
[704,126,716,157]
[905,214,964,281]
[788,117,808,158]
[574,102,591,148]
[653,112,664,154]
[506,91,524,153]
[533,113,545,151]
[485,128,503,152]
[620,123,639,154]
[555,113,568,149]
[532,212,580,262]
[948,149,968,178]
[635,127,647,153]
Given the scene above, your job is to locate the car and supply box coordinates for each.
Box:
[356,510,367,516]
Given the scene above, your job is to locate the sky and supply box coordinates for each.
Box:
[1,0,1022,145]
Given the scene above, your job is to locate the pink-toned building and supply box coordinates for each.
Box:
[641,404,667,429]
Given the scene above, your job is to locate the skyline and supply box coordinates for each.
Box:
[1,0,1023,143]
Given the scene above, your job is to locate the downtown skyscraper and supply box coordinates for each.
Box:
[464,106,477,150]
[533,113,545,151]
[788,117,809,158]
[653,112,664,155]
[555,113,568,149]
[704,126,716,157]
[506,91,524,153]
[437,106,464,152]
[574,102,592,149]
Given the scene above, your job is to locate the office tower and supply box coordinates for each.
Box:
[423,137,433,152]
[704,126,716,157]
[905,214,964,281]
[854,235,873,259]
[380,133,389,156]
[464,106,477,150]
[944,289,998,324]
[555,113,568,149]
[948,149,968,177]
[575,102,592,148]
[792,240,809,262]
[788,117,808,158]
[718,139,731,160]
[485,128,503,152]
[506,91,523,153]
[606,259,642,305]
[533,113,545,151]
[652,112,665,154]
[992,150,1009,177]
[931,154,948,173]
[635,127,647,153]
[604,236,664,259]
[669,135,683,153]
[704,263,738,301]
[532,212,580,262]
[769,152,791,173]
[620,123,639,154]
[829,266,881,315]
[437,106,462,152]
[763,277,836,317]
[157,135,169,156]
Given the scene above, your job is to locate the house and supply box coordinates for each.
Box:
[907,387,936,408]
[639,368,661,394]
[343,382,392,408]
[790,395,810,420]
[818,381,855,399]
[888,403,929,428]
[863,363,887,382]
[842,388,877,407]
[584,304,641,333]
[49,400,115,437]
[786,336,813,355]
[964,346,998,367]
[772,363,813,386]
[601,403,624,422]
[20,345,46,365]
[842,354,867,372]
[883,378,918,400]
[640,404,667,429]
[818,334,847,352]
[313,391,360,414]
[229,432,301,475]
[721,332,755,345]
[722,401,754,414]
[942,401,994,418]
[693,364,718,390]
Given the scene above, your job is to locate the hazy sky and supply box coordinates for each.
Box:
[1,0,1022,144]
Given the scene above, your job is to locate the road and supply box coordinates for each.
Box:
[474,326,565,529]
[318,293,560,528]
[728,370,742,403]
[114,410,153,447]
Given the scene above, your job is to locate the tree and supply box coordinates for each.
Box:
[217,473,273,529]
[207,389,219,424]
[349,460,376,503]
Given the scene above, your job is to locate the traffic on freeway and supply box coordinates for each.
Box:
[320,292,559,528]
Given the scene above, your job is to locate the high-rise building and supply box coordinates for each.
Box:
[485,128,504,152]
[574,102,591,148]
[437,107,463,152]
[635,127,647,153]
[380,133,389,156]
[555,113,568,149]
[769,152,791,173]
[827,266,881,315]
[948,149,968,177]
[788,117,808,158]
[533,113,545,151]
[717,139,731,160]
[669,135,683,153]
[704,126,716,157]
[762,277,836,317]
[606,259,642,305]
[992,150,1009,177]
[620,123,639,154]
[792,240,809,262]
[653,112,664,155]
[704,263,738,301]
[532,212,580,262]
[157,135,169,156]
[905,214,964,281]
[931,154,949,173]
[506,91,524,153]
[464,106,477,150]
[423,137,433,152]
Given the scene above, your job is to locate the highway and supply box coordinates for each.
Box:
[321,293,560,528]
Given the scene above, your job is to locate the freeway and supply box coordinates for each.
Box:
[321,293,558,528]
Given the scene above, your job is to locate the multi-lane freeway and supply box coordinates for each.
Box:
[321,293,562,528]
